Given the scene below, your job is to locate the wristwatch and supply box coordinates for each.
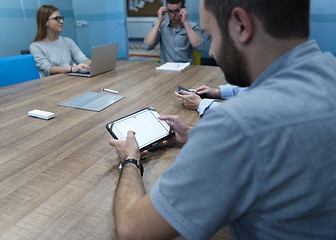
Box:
[119,159,144,177]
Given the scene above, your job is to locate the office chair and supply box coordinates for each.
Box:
[193,50,201,65]
[20,50,30,55]
[0,54,40,87]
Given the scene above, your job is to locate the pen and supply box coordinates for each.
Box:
[101,88,119,94]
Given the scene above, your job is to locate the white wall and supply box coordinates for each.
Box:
[128,17,157,39]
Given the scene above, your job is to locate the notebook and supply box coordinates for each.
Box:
[155,62,190,72]
[69,42,118,77]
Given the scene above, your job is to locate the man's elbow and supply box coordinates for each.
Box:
[144,43,154,51]
[192,39,203,51]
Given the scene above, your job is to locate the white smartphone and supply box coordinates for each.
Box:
[106,107,172,151]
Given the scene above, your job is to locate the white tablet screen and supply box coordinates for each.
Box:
[109,108,170,149]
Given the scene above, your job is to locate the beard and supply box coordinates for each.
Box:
[215,34,251,87]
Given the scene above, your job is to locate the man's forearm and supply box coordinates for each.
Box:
[144,22,161,46]
[183,22,202,48]
[114,164,146,237]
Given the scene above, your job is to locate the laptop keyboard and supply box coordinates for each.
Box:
[78,69,90,74]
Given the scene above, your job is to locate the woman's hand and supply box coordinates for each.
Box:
[71,63,91,73]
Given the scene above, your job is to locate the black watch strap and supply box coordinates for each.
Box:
[119,159,144,177]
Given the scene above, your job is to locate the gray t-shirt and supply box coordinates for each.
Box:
[29,36,88,77]
[151,40,336,240]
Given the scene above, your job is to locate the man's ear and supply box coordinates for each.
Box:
[230,7,254,44]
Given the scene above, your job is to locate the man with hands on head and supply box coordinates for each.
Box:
[177,84,248,116]
[144,0,203,63]
[110,0,336,239]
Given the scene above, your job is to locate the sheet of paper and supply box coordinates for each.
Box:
[155,62,190,72]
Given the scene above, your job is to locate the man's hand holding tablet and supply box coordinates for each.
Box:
[106,108,173,152]
[107,108,192,163]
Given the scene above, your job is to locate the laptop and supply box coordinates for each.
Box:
[69,42,118,77]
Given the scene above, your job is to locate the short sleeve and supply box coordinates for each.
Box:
[150,106,260,239]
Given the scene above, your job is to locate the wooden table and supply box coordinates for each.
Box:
[0,61,231,240]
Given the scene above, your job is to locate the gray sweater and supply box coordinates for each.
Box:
[29,36,88,78]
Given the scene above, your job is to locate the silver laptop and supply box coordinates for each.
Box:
[69,42,118,77]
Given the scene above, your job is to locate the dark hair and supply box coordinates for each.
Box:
[167,0,185,8]
[203,0,310,39]
[33,5,58,42]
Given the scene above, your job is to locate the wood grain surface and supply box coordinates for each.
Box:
[0,61,231,240]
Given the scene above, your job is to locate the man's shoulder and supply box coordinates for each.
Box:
[179,20,199,30]
[205,87,285,130]
[160,20,170,28]
[187,21,199,28]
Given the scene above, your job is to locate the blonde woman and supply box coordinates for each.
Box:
[30,5,91,77]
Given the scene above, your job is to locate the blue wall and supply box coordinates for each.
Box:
[184,0,211,58]
[0,0,127,59]
[72,0,128,59]
[0,0,75,58]
[310,0,336,56]
[0,1,335,58]
[187,0,336,58]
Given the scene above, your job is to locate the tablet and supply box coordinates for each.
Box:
[106,108,172,151]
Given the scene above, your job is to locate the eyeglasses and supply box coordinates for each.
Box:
[47,16,64,23]
[167,9,180,16]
